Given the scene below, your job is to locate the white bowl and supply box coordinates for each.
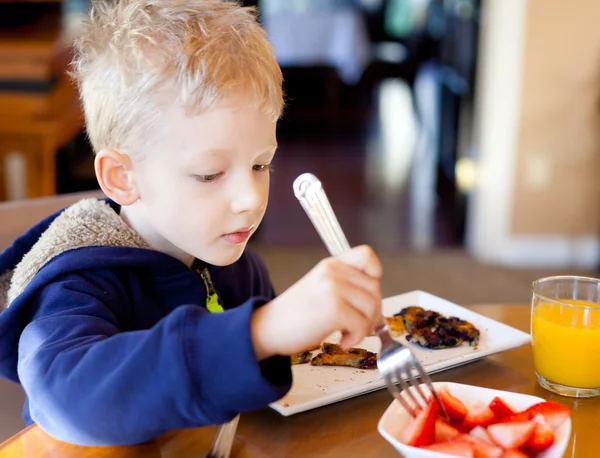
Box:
[377,382,571,458]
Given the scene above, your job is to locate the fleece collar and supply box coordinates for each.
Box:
[0,199,148,310]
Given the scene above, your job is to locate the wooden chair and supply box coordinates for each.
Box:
[0,190,104,441]
[0,190,104,251]
[0,76,84,200]
[0,7,84,200]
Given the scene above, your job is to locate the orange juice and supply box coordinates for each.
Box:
[532,299,600,388]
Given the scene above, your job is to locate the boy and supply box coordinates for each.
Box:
[0,0,382,446]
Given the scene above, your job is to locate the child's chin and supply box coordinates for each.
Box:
[206,245,246,266]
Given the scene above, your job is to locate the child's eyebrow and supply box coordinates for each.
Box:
[197,149,231,157]
[198,145,278,155]
[261,145,279,154]
[186,146,278,166]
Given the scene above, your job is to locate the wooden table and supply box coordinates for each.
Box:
[0,304,596,458]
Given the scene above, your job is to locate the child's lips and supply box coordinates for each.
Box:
[222,227,253,244]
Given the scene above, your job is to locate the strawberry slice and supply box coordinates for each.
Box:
[439,387,469,421]
[469,426,494,445]
[488,396,515,419]
[400,399,437,446]
[451,419,474,434]
[463,401,496,429]
[526,414,555,452]
[435,418,461,442]
[421,439,475,457]
[497,412,530,424]
[487,421,536,449]
[472,439,504,458]
[502,450,529,458]
[525,401,570,430]
[458,432,503,458]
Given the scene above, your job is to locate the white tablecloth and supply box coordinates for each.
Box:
[263,8,371,85]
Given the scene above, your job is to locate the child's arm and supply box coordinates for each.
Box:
[18,272,291,446]
[19,245,381,447]
[251,245,383,359]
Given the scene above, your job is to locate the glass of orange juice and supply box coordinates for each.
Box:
[531,275,600,397]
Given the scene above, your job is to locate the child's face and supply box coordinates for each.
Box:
[128,93,278,267]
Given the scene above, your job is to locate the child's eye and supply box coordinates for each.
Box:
[194,172,223,183]
[253,164,273,172]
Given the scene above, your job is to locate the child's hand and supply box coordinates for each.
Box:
[251,245,383,360]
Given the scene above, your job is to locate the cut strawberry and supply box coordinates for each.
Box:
[488,396,515,419]
[487,421,536,449]
[496,412,531,424]
[457,432,503,458]
[435,418,461,442]
[472,439,504,458]
[469,426,494,445]
[451,419,474,434]
[526,414,555,452]
[463,401,496,429]
[531,413,545,424]
[525,401,570,430]
[399,399,437,446]
[439,387,469,421]
[421,439,475,457]
[501,450,529,458]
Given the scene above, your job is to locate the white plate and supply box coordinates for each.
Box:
[270,290,531,416]
[378,382,571,458]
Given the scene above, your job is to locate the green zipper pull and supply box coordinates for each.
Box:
[198,267,224,313]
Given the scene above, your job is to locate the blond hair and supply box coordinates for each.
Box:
[70,0,283,154]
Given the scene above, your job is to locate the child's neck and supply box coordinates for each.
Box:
[120,204,195,268]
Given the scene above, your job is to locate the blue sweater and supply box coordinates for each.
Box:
[0,198,291,445]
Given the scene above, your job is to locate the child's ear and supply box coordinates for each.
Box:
[94,149,139,205]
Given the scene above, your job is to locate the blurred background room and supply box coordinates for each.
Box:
[2,0,600,442]
[1,0,600,303]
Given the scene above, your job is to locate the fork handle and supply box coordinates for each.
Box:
[293,173,351,257]
[294,173,388,332]
[206,414,239,458]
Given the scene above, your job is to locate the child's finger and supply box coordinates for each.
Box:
[337,245,382,279]
[339,331,359,349]
[334,280,381,325]
[335,303,371,349]
[334,262,380,297]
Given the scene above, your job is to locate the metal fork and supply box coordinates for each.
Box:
[205,414,240,458]
[293,172,446,418]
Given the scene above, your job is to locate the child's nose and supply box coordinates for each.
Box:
[230,178,265,214]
